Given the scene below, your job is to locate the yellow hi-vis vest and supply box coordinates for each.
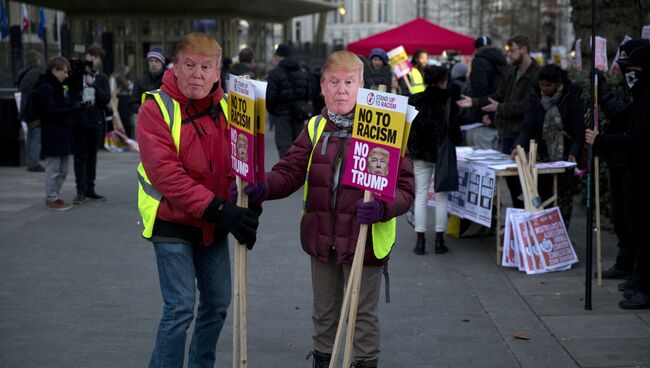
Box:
[408,67,425,94]
[303,115,396,259]
[136,89,228,239]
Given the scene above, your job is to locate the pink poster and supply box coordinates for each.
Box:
[527,207,578,270]
[228,75,256,184]
[341,88,408,200]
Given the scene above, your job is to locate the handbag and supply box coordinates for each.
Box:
[434,98,459,192]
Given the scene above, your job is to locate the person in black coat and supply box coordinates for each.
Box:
[587,44,650,309]
[34,57,80,211]
[515,64,584,228]
[265,43,311,158]
[596,38,649,280]
[129,47,165,114]
[408,65,462,255]
[70,44,111,204]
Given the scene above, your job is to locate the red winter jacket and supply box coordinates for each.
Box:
[137,69,232,246]
[266,111,414,266]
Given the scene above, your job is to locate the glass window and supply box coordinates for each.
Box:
[417,0,427,18]
[378,0,389,23]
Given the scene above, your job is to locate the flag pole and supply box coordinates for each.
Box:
[584,0,596,311]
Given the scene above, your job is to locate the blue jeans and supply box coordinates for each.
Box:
[26,126,41,168]
[149,236,231,368]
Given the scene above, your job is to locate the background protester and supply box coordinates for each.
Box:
[515,64,584,228]
[401,49,428,95]
[18,50,45,172]
[34,56,80,211]
[130,47,165,114]
[265,43,312,158]
[597,38,650,279]
[587,44,650,310]
[110,64,133,137]
[229,47,256,79]
[368,47,397,91]
[408,65,462,255]
[448,62,475,128]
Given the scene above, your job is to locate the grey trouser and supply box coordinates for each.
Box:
[26,126,41,168]
[311,256,382,361]
[45,156,69,202]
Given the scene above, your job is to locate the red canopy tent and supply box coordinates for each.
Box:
[347,18,475,57]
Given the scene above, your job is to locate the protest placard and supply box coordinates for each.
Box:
[513,212,546,275]
[249,79,267,182]
[527,207,578,270]
[595,36,608,71]
[502,208,525,268]
[387,46,412,79]
[228,75,256,183]
[342,88,408,200]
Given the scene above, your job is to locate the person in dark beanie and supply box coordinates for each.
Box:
[266,43,312,158]
[130,47,166,114]
[229,47,256,79]
[71,44,110,204]
[368,48,394,90]
[587,44,650,310]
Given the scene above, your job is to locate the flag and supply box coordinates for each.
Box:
[0,0,9,40]
[21,4,29,33]
[37,7,45,40]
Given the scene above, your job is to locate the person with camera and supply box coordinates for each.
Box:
[265,43,312,159]
[69,44,110,204]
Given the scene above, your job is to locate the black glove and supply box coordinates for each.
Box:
[203,198,259,249]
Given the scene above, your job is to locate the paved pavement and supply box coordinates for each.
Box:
[0,132,649,368]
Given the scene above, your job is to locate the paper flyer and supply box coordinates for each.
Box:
[527,207,578,270]
[387,46,412,79]
[228,75,256,183]
[342,88,408,200]
[249,79,267,182]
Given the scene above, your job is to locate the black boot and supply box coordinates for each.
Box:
[413,239,425,255]
[351,358,378,368]
[434,232,448,254]
[306,350,331,368]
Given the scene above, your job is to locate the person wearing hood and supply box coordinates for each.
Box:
[136,33,261,366]
[368,48,396,91]
[266,43,312,158]
[408,65,462,255]
[596,38,650,281]
[586,43,650,310]
[129,47,166,114]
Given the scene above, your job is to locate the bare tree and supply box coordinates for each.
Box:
[570,0,650,66]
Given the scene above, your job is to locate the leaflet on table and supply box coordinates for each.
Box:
[387,46,412,79]
[228,75,256,183]
[248,79,267,182]
[342,88,408,201]
[460,122,485,131]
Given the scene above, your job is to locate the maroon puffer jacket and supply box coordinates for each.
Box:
[266,113,414,266]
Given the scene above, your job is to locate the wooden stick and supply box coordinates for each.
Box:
[233,177,249,368]
[342,191,373,367]
[330,191,372,367]
[595,156,602,285]
[514,155,531,211]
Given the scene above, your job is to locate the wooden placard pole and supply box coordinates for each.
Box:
[595,156,602,285]
[233,176,249,367]
[329,191,372,368]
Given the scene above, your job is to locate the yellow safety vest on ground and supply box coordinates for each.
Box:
[136,89,228,239]
[408,68,425,94]
[303,115,396,259]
